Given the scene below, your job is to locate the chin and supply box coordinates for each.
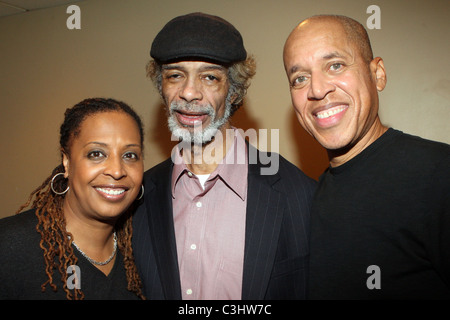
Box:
[95,206,129,221]
[314,134,350,151]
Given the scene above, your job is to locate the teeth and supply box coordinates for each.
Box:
[96,188,125,195]
[316,106,347,119]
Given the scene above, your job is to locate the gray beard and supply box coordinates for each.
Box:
[167,100,232,145]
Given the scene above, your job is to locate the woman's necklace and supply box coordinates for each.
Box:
[69,232,117,266]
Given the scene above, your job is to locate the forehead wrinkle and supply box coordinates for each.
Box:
[162,64,184,71]
[162,63,226,73]
[322,51,347,60]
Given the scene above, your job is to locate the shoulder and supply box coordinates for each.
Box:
[277,153,316,181]
[0,209,39,246]
[0,209,43,298]
[0,210,41,261]
[251,146,317,194]
[389,129,449,161]
[384,130,449,179]
[277,153,317,194]
[143,158,173,181]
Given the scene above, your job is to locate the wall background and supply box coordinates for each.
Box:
[1,0,449,218]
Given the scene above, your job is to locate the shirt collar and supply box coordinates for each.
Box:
[171,128,248,200]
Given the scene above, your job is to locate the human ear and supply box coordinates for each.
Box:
[370,57,387,91]
[229,93,240,106]
[62,151,70,179]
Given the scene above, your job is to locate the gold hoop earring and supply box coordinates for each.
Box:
[50,172,69,195]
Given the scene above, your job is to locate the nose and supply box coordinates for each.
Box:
[179,77,203,102]
[103,155,126,180]
[307,72,335,100]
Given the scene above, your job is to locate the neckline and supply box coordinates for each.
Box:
[72,244,120,279]
[328,128,400,175]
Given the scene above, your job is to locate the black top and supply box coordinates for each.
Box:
[309,128,450,299]
[0,209,140,300]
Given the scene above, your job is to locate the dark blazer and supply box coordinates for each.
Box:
[132,145,316,299]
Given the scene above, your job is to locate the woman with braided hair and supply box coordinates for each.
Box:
[0,98,146,299]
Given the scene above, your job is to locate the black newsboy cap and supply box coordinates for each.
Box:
[150,12,247,64]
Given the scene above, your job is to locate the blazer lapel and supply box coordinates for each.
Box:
[144,159,182,299]
[242,146,285,300]
[143,149,284,300]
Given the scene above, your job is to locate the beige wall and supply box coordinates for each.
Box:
[1,0,449,218]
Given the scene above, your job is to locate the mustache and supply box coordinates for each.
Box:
[169,101,214,116]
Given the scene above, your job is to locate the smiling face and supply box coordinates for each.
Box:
[283,18,387,165]
[161,60,233,145]
[62,111,144,223]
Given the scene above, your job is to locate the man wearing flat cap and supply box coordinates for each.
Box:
[132,12,316,300]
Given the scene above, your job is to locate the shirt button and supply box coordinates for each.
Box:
[187,171,193,177]
[190,244,197,250]
[186,289,193,295]
[196,201,202,208]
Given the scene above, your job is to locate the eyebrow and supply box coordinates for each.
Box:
[288,51,347,75]
[162,64,227,73]
[85,142,107,147]
[84,142,141,148]
[288,65,301,76]
[161,64,181,71]
[322,51,346,60]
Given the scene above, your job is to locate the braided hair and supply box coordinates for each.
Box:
[17,98,145,299]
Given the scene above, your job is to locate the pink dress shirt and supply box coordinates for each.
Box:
[171,129,248,300]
